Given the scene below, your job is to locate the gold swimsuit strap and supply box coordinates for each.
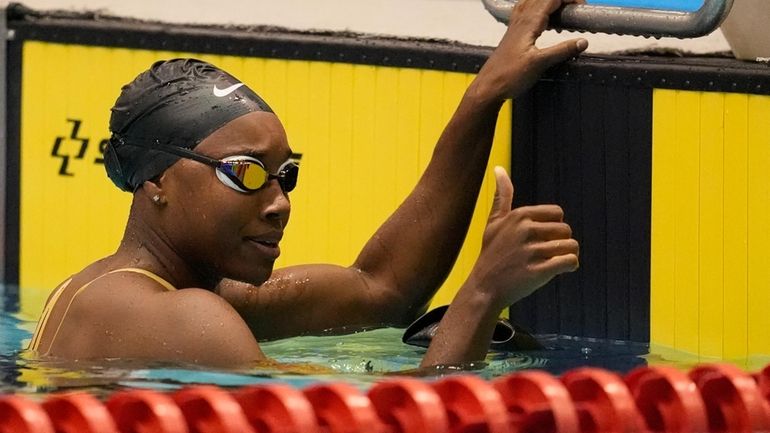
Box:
[29,268,177,352]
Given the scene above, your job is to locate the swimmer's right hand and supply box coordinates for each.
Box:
[469,167,579,309]
[472,0,588,103]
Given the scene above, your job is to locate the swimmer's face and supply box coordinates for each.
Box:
[161,111,292,285]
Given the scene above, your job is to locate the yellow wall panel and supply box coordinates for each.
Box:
[18,41,511,320]
[300,61,332,263]
[327,64,355,265]
[282,60,312,264]
[722,94,749,361]
[747,95,770,357]
[349,65,378,262]
[652,90,770,361]
[650,89,677,348]
[673,91,701,355]
[698,92,724,360]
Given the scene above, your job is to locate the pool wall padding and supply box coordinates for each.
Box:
[4,5,770,361]
[2,363,770,432]
[507,57,770,362]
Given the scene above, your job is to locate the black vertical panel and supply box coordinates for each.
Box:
[4,40,22,293]
[556,81,584,335]
[532,82,560,334]
[604,86,631,340]
[511,92,537,212]
[579,83,608,339]
[510,79,653,342]
[510,92,538,327]
[628,88,653,342]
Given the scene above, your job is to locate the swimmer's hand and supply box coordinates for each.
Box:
[471,166,579,307]
[420,167,579,367]
[472,0,588,102]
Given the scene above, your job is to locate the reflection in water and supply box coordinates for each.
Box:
[15,307,757,400]
[2,309,654,398]
[587,0,703,12]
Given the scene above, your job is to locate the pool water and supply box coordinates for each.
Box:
[1,305,665,400]
[5,284,712,400]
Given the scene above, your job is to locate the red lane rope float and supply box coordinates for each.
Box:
[432,374,509,433]
[173,385,255,433]
[758,365,770,404]
[9,363,770,433]
[107,389,189,433]
[42,392,119,433]
[493,370,580,433]
[625,366,708,433]
[303,382,384,433]
[368,378,449,433]
[0,395,54,433]
[561,368,646,433]
[689,364,770,433]
[233,384,321,433]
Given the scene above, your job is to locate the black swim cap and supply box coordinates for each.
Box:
[105,58,273,192]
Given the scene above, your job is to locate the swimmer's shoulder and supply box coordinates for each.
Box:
[64,268,266,366]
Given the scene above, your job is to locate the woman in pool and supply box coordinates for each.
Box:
[29,0,584,367]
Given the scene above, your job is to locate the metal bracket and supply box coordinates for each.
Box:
[482,0,734,38]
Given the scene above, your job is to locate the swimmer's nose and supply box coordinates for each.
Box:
[261,179,291,223]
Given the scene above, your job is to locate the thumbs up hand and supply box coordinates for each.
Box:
[470,167,579,309]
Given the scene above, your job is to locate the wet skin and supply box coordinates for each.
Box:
[32,0,586,368]
[155,111,293,288]
[31,112,289,366]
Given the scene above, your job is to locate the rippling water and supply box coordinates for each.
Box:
[0,304,672,399]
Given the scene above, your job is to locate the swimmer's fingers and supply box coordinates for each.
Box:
[538,38,589,69]
[532,238,580,260]
[509,0,586,31]
[514,205,565,223]
[528,222,573,241]
[534,253,581,276]
[489,166,514,221]
[508,0,588,69]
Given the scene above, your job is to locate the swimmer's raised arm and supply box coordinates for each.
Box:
[421,168,579,367]
[218,0,587,339]
[348,0,587,320]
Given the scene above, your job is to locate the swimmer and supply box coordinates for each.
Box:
[29,0,584,368]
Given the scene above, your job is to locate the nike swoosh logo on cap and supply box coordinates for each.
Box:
[213,83,245,97]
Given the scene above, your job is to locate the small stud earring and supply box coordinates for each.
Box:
[152,194,161,204]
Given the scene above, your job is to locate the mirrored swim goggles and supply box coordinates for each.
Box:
[127,140,301,194]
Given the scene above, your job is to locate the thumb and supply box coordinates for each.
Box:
[489,166,514,220]
[538,38,588,70]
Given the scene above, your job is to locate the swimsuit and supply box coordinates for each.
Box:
[28,268,177,354]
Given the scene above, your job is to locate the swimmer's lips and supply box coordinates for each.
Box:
[244,234,282,260]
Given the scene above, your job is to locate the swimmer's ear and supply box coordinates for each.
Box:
[141,178,166,205]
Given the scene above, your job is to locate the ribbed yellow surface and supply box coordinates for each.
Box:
[18,41,511,318]
[651,89,770,362]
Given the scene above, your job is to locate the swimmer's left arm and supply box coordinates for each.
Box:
[218,0,588,339]
[218,264,396,340]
